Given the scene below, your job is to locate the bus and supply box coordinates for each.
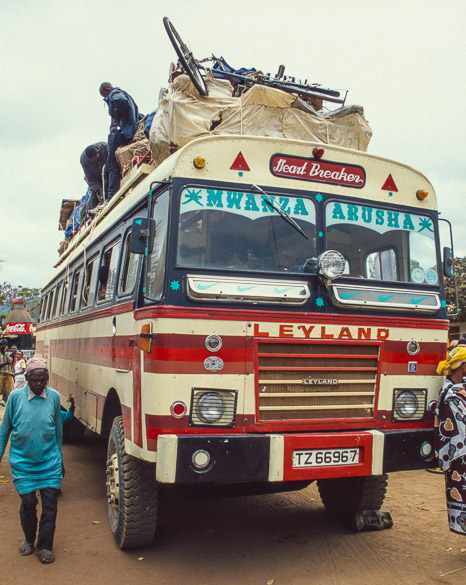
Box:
[36,134,451,548]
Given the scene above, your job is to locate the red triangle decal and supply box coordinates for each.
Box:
[381,174,398,192]
[230,151,250,171]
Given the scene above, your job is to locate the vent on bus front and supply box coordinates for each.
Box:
[256,341,380,421]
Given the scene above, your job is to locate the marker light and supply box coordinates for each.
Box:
[170,401,187,418]
[205,334,222,352]
[192,449,211,470]
[318,250,346,280]
[312,147,325,159]
[416,189,429,200]
[193,156,206,168]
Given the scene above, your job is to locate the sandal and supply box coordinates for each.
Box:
[19,540,35,556]
[36,549,55,564]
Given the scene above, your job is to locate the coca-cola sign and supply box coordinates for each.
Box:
[270,154,365,188]
[4,322,33,334]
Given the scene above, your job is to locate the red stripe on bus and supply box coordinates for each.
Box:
[134,305,450,331]
[132,339,142,447]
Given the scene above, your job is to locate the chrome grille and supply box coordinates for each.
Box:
[257,341,379,421]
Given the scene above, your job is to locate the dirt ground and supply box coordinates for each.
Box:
[0,416,465,585]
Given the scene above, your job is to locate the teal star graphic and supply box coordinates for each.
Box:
[170,280,180,291]
[315,297,325,307]
[315,193,323,203]
[418,217,434,233]
[182,188,203,206]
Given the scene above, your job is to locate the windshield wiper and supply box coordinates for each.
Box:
[251,185,309,240]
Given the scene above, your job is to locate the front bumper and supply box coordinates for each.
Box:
[155,429,434,484]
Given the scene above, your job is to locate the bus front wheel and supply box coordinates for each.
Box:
[317,474,388,515]
[106,416,158,549]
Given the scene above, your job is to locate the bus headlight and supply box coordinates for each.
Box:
[393,389,427,421]
[198,392,225,423]
[190,389,238,427]
[318,250,346,280]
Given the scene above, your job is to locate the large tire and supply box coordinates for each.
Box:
[106,416,158,549]
[317,474,388,515]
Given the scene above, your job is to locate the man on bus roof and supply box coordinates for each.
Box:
[80,142,108,212]
[99,82,143,203]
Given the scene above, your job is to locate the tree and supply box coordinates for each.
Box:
[0,282,41,324]
[444,257,466,322]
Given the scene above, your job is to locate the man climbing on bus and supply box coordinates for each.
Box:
[99,82,143,203]
[80,141,108,212]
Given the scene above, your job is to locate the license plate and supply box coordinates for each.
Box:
[292,447,360,468]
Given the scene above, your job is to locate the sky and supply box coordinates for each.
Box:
[1,0,465,289]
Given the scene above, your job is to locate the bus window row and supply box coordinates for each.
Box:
[39,231,139,323]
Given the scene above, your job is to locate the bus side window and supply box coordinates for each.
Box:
[119,232,139,296]
[60,277,70,316]
[97,240,122,302]
[69,269,83,313]
[52,282,62,319]
[82,257,98,308]
[46,288,55,321]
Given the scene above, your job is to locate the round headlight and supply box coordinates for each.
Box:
[395,391,418,418]
[318,250,346,280]
[198,392,224,423]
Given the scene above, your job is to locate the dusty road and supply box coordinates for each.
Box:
[0,427,465,585]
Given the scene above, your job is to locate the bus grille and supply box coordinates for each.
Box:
[257,341,379,421]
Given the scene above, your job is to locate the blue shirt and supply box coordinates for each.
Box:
[0,385,63,494]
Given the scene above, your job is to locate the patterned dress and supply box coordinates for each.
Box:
[434,379,466,535]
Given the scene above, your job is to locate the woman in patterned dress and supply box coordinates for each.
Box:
[435,347,466,535]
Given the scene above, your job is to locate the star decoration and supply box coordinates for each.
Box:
[170,280,180,291]
[315,297,325,307]
[315,193,323,203]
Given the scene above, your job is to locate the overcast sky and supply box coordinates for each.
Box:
[1,0,465,288]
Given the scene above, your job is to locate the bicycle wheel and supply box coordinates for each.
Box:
[163,17,208,96]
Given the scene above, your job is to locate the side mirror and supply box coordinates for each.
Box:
[130,218,156,255]
[443,246,454,278]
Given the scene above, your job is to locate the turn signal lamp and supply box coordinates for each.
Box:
[416,189,429,200]
[193,156,206,169]
[312,147,325,159]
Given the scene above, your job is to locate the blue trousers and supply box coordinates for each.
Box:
[104,127,130,200]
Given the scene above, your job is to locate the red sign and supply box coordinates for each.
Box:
[270,154,365,188]
[4,322,33,334]
[230,151,250,171]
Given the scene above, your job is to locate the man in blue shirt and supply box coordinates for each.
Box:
[0,357,63,564]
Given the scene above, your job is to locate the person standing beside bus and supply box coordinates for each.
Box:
[99,82,143,202]
[0,357,63,563]
[435,347,466,536]
[0,339,14,406]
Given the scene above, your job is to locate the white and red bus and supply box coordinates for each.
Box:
[36,135,451,548]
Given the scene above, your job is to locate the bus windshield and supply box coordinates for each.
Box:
[325,201,439,285]
[176,187,317,273]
